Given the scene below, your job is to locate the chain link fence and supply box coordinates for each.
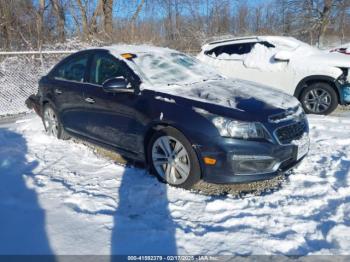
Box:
[0,51,74,117]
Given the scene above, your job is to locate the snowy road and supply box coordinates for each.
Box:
[0,112,350,255]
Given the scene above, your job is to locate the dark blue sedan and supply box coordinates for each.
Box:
[26,45,310,189]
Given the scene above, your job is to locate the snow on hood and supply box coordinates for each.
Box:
[306,52,350,68]
[144,78,300,111]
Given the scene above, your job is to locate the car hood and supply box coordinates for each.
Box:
[143,79,300,120]
[305,52,350,68]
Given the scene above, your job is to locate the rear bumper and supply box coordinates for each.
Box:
[197,136,308,184]
[25,94,42,117]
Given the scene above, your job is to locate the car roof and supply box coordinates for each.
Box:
[202,36,300,51]
[207,36,260,45]
[85,44,180,59]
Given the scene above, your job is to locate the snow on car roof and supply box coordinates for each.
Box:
[207,36,259,45]
[101,44,179,57]
[203,36,302,50]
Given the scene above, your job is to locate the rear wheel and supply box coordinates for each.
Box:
[148,127,201,189]
[300,82,338,115]
[43,104,70,140]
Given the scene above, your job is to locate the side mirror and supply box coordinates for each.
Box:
[274,50,292,61]
[102,78,133,93]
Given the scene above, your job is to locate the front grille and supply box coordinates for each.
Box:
[275,121,306,144]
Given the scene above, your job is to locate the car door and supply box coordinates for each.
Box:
[47,52,91,134]
[81,51,146,155]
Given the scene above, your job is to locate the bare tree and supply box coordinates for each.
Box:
[337,0,350,44]
[130,0,146,39]
[236,2,249,35]
[75,0,90,40]
[90,0,103,35]
[317,0,335,46]
[50,0,66,41]
[102,0,114,40]
[36,0,46,49]
[0,0,12,49]
[1,0,350,51]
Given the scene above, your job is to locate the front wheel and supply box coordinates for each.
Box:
[148,127,201,189]
[42,104,70,140]
[300,82,338,115]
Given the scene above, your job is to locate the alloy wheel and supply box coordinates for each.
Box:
[303,88,331,114]
[44,107,59,137]
[151,135,191,185]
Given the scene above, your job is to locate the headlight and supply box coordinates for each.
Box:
[212,117,268,139]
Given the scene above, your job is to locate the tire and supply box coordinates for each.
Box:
[300,82,338,115]
[42,104,70,140]
[147,127,201,189]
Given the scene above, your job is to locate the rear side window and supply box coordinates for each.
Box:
[205,41,275,57]
[205,43,254,56]
[90,53,128,85]
[52,54,89,82]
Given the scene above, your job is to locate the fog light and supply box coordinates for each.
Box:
[232,155,278,175]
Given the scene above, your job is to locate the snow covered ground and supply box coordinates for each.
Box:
[1,112,350,255]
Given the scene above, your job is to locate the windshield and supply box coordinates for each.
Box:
[129,52,223,86]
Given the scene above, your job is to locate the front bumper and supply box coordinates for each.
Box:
[197,136,308,184]
[340,84,350,104]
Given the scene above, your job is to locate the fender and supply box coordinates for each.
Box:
[41,97,56,111]
[40,97,67,127]
[142,120,189,157]
[142,121,206,178]
[294,75,344,104]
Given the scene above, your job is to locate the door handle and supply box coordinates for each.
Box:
[85,97,95,104]
[54,89,63,95]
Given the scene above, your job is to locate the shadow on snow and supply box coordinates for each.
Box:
[0,128,54,256]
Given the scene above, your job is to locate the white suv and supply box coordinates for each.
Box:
[198,36,350,115]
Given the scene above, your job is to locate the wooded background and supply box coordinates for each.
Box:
[1,0,350,52]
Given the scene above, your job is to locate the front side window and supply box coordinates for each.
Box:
[90,53,128,85]
[52,54,89,82]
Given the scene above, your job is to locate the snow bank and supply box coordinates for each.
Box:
[1,112,350,255]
